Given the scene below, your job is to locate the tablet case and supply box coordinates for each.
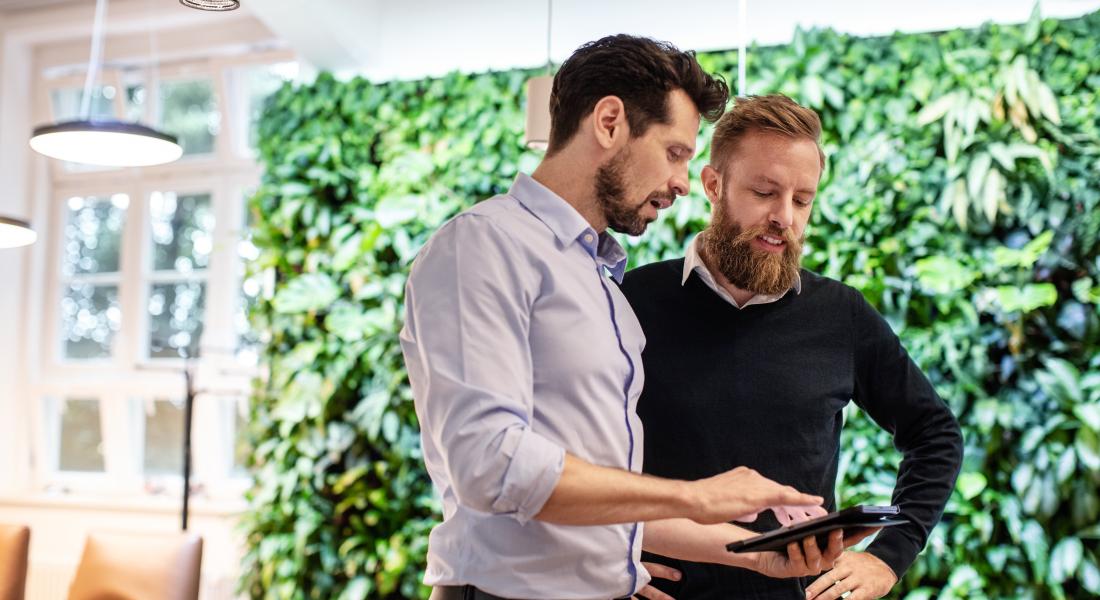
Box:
[725,505,907,553]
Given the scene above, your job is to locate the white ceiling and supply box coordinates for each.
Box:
[0,0,87,11]
[247,0,1100,83]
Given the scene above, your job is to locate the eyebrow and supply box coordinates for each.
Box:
[753,175,817,195]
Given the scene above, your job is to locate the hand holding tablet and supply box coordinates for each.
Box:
[726,506,907,554]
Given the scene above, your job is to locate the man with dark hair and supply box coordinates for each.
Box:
[402,39,853,600]
[620,94,964,599]
[546,35,728,156]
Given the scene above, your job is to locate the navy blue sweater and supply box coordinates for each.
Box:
[620,260,963,599]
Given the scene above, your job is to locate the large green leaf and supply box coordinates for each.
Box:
[914,256,978,295]
[956,471,987,500]
[272,273,341,313]
[1075,404,1100,433]
[1049,537,1083,584]
[991,283,1058,312]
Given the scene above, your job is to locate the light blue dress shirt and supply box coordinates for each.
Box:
[400,173,648,599]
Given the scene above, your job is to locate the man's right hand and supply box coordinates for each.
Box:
[741,527,881,579]
[685,466,824,524]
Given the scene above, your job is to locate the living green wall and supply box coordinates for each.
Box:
[240,8,1100,599]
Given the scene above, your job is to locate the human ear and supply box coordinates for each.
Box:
[590,95,628,149]
[701,164,722,205]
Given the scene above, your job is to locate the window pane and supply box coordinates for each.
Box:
[62,194,128,277]
[58,398,105,472]
[142,398,185,476]
[50,86,115,122]
[148,281,205,359]
[61,283,120,360]
[150,191,214,272]
[159,78,219,156]
[124,78,146,123]
[236,268,261,363]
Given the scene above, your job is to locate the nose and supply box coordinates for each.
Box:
[769,195,795,230]
[670,164,690,198]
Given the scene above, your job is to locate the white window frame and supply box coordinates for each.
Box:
[28,48,294,503]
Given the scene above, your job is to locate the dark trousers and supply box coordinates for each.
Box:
[429,586,502,600]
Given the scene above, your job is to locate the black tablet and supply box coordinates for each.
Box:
[725,505,907,553]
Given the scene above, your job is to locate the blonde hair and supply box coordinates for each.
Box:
[709,94,825,170]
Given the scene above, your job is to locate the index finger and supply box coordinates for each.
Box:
[642,561,682,582]
[800,532,823,571]
[787,539,806,567]
[634,585,676,600]
[771,485,823,508]
[804,572,835,599]
[821,529,844,564]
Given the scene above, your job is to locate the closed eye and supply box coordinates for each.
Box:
[668,145,694,162]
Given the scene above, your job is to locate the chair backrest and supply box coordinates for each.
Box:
[67,531,203,600]
[0,524,30,600]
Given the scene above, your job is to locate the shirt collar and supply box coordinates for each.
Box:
[682,233,802,304]
[510,173,629,283]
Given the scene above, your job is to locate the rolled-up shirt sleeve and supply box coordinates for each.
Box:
[401,213,565,524]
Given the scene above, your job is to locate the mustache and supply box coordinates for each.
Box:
[731,223,799,246]
[643,190,675,204]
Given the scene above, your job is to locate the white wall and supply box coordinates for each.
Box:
[0,1,38,498]
[250,0,1100,81]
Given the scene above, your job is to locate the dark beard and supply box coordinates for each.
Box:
[702,210,803,296]
[594,147,649,236]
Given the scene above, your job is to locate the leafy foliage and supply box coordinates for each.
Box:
[241,8,1100,599]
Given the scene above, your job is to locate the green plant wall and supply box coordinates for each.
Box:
[240,8,1100,599]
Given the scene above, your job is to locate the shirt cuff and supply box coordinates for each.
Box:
[490,427,566,524]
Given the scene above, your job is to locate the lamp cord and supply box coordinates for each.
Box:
[146,0,160,125]
[545,0,553,74]
[79,0,108,121]
[738,0,747,97]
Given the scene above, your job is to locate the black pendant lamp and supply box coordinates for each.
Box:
[179,0,240,10]
[29,0,182,167]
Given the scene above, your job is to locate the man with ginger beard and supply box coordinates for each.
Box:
[620,95,963,600]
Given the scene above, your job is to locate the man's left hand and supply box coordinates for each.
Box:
[804,551,897,600]
[633,562,680,600]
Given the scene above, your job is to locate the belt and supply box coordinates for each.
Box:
[429,586,631,600]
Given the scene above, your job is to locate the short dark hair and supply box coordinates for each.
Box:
[710,94,825,170]
[546,34,729,154]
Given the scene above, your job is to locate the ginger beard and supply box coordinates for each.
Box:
[594,145,675,236]
[702,199,805,296]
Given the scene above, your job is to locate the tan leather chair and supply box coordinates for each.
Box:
[68,531,203,600]
[0,524,30,600]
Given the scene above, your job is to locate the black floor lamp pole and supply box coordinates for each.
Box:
[182,362,195,531]
[140,344,247,532]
